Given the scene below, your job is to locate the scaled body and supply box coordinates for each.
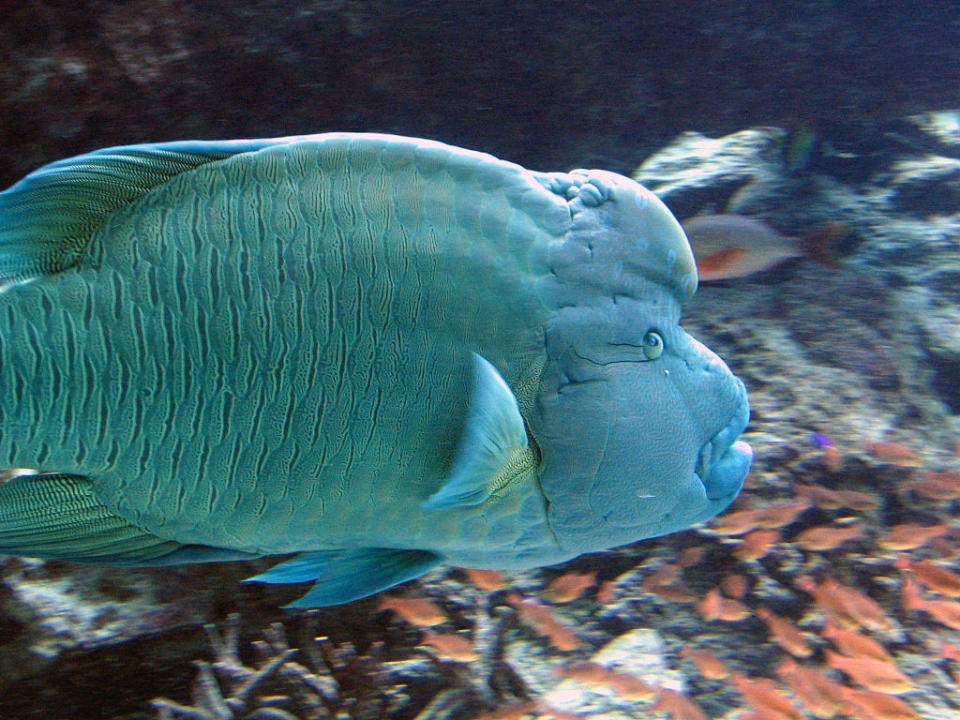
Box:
[0,134,751,605]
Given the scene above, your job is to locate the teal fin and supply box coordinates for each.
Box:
[0,472,184,564]
[422,353,533,511]
[0,136,321,286]
[245,548,442,608]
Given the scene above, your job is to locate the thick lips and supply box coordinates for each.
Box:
[695,387,752,502]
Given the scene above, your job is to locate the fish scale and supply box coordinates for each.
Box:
[0,133,751,605]
[1,139,550,556]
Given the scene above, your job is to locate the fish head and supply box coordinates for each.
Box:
[532,170,752,556]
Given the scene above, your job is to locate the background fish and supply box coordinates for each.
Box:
[0,133,751,606]
[682,213,844,281]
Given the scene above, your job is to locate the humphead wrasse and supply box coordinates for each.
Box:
[0,134,751,606]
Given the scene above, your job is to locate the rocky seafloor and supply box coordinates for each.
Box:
[1,111,959,720]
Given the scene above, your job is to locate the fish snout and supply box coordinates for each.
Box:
[681,336,752,506]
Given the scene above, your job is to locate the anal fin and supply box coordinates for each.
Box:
[245,548,441,607]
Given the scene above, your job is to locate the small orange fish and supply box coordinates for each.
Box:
[541,571,596,604]
[899,575,926,612]
[643,564,682,588]
[828,580,890,632]
[878,523,951,551]
[900,578,960,630]
[461,568,507,591]
[755,500,812,529]
[837,687,920,720]
[895,557,960,597]
[558,661,655,700]
[793,522,865,551]
[792,482,878,511]
[606,670,657,701]
[678,546,706,567]
[697,587,751,622]
[378,595,448,627]
[720,573,750,599]
[596,579,618,604]
[901,470,960,500]
[776,659,844,719]
[733,529,781,561]
[647,582,697,603]
[756,606,813,658]
[820,623,894,663]
[797,577,889,631]
[680,647,732,680]
[864,440,922,467]
[824,650,914,694]
[649,689,709,720]
[731,673,805,720]
[941,640,960,662]
[705,506,769,536]
[681,215,807,282]
[420,630,478,662]
[506,593,582,651]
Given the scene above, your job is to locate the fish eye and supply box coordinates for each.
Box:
[642,330,664,360]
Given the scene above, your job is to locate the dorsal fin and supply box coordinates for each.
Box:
[0,137,320,286]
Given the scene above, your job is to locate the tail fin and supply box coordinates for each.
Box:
[803,221,851,269]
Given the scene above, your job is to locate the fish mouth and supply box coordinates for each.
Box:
[694,392,752,503]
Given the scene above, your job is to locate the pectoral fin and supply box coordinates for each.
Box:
[246,548,442,607]
[422,353,536,511]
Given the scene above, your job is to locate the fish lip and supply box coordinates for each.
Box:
[698,439,752,502]
[695,394,752,503]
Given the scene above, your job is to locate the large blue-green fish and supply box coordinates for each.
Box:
[0,133,751,606]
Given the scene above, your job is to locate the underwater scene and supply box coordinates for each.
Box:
[0,2,959,719]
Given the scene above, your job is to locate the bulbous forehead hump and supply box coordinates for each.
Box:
[537,169,698,304]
